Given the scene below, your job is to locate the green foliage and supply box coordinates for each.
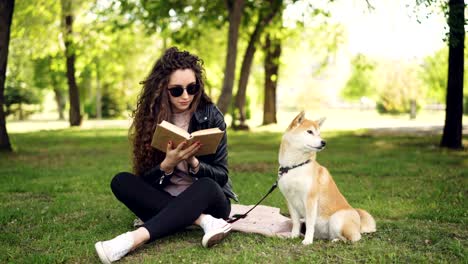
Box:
[84,85,127,119]
[4,82,42,119]
[420,47,448,103]
[7,1,51,115]
[83,100,97,118]
[115,0,226,45]
[376,90,421,115]
[7,0,462,125]
[245,96,252,120]
[10,0,61,56]
[230,96,252,127]
[33,55,67,95]
[177,26,228,100]
[420,37,468,105]
[8,0,157,121]
[0,129,467,262]
[308,23,346,77]
[101,86,127,118]
[341,54,376,101]
[375,61,424,115]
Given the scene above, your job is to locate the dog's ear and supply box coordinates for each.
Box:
[316,117,326,127]
[288,111,305,130]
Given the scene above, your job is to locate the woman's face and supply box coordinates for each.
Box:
[167,69,197,113]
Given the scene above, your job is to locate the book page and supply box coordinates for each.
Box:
[191,127,222,137]
[151,121,190,152]
[159,121,191,138]
[151,121,225,156]
[190,130,225,156]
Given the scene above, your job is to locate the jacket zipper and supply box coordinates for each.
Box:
[159,175,165,185]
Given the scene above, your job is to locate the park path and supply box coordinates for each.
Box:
[5,109,468,135]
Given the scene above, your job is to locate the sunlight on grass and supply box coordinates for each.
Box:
[7,109,467,134]
[1,128,467,263]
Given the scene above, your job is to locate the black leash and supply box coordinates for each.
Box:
[227,181,278,223]
[227,159,311,224]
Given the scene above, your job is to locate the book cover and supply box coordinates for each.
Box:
[151,121,225,156]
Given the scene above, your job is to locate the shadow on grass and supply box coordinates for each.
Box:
[0,128,467,263]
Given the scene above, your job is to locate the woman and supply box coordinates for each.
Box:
[95,47,237,264]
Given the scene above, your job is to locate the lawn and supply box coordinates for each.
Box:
[0,128,467,263]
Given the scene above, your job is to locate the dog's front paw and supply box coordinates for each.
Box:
[290,230,301,239]
[302,238,314,245]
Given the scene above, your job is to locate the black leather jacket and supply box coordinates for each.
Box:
[141,103,238,202]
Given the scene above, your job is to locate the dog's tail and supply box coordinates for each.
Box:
[355,208,376,233]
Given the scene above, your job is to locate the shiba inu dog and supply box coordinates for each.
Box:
[278,111,376,245]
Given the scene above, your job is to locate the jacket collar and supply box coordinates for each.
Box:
[193,104,211,124]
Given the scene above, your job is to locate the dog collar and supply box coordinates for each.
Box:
[278,159,311,178]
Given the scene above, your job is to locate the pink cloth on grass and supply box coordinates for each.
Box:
[229,204,293,238]
[133,204,295,238]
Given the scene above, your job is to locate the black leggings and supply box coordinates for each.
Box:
[110,172,231,242]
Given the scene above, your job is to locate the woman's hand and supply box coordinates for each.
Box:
[187,155,200,173]
[160,141,201,173]
[186,156,199,169]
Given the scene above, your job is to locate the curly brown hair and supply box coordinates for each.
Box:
[130,47,213,176]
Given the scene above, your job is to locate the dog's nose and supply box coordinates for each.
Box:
[321,140,326,147]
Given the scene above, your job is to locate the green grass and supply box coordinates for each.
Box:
[1,128,467,263]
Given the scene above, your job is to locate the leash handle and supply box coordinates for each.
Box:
[227,181,277,224]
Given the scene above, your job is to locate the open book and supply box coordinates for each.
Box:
[151,120,225,156]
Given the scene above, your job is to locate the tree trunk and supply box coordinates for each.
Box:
[232,17,262,130]
[18,103,23,120]
[233,0,282,129]
[409,99,416,120]
[53,87,66,120]
[263,34,281,125]
[440,0,464,149]
[0,0,14,152]
[48,57,66,120]
[61,0,81,126]
[95,59,102,119]
[217,0,244,114]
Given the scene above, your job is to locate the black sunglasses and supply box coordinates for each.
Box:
[168,83,200,97]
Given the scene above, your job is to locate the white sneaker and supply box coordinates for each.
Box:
[95,232,134,264]
[201,217,232,248]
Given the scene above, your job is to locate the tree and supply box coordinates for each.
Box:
[340,54,376,101]
[415,0,465,148]
[4,81,41,120]
[217,0,245,114]
[420,47,448,103]
[61,0,82,126]
[9,0,68,121]
[440,0,464,149]
[263,33,281,125]
[33,55,67,120]
[114,0,232,107]
[0,0,14,152]
[232,0,283,129]
[375,61,424,115]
